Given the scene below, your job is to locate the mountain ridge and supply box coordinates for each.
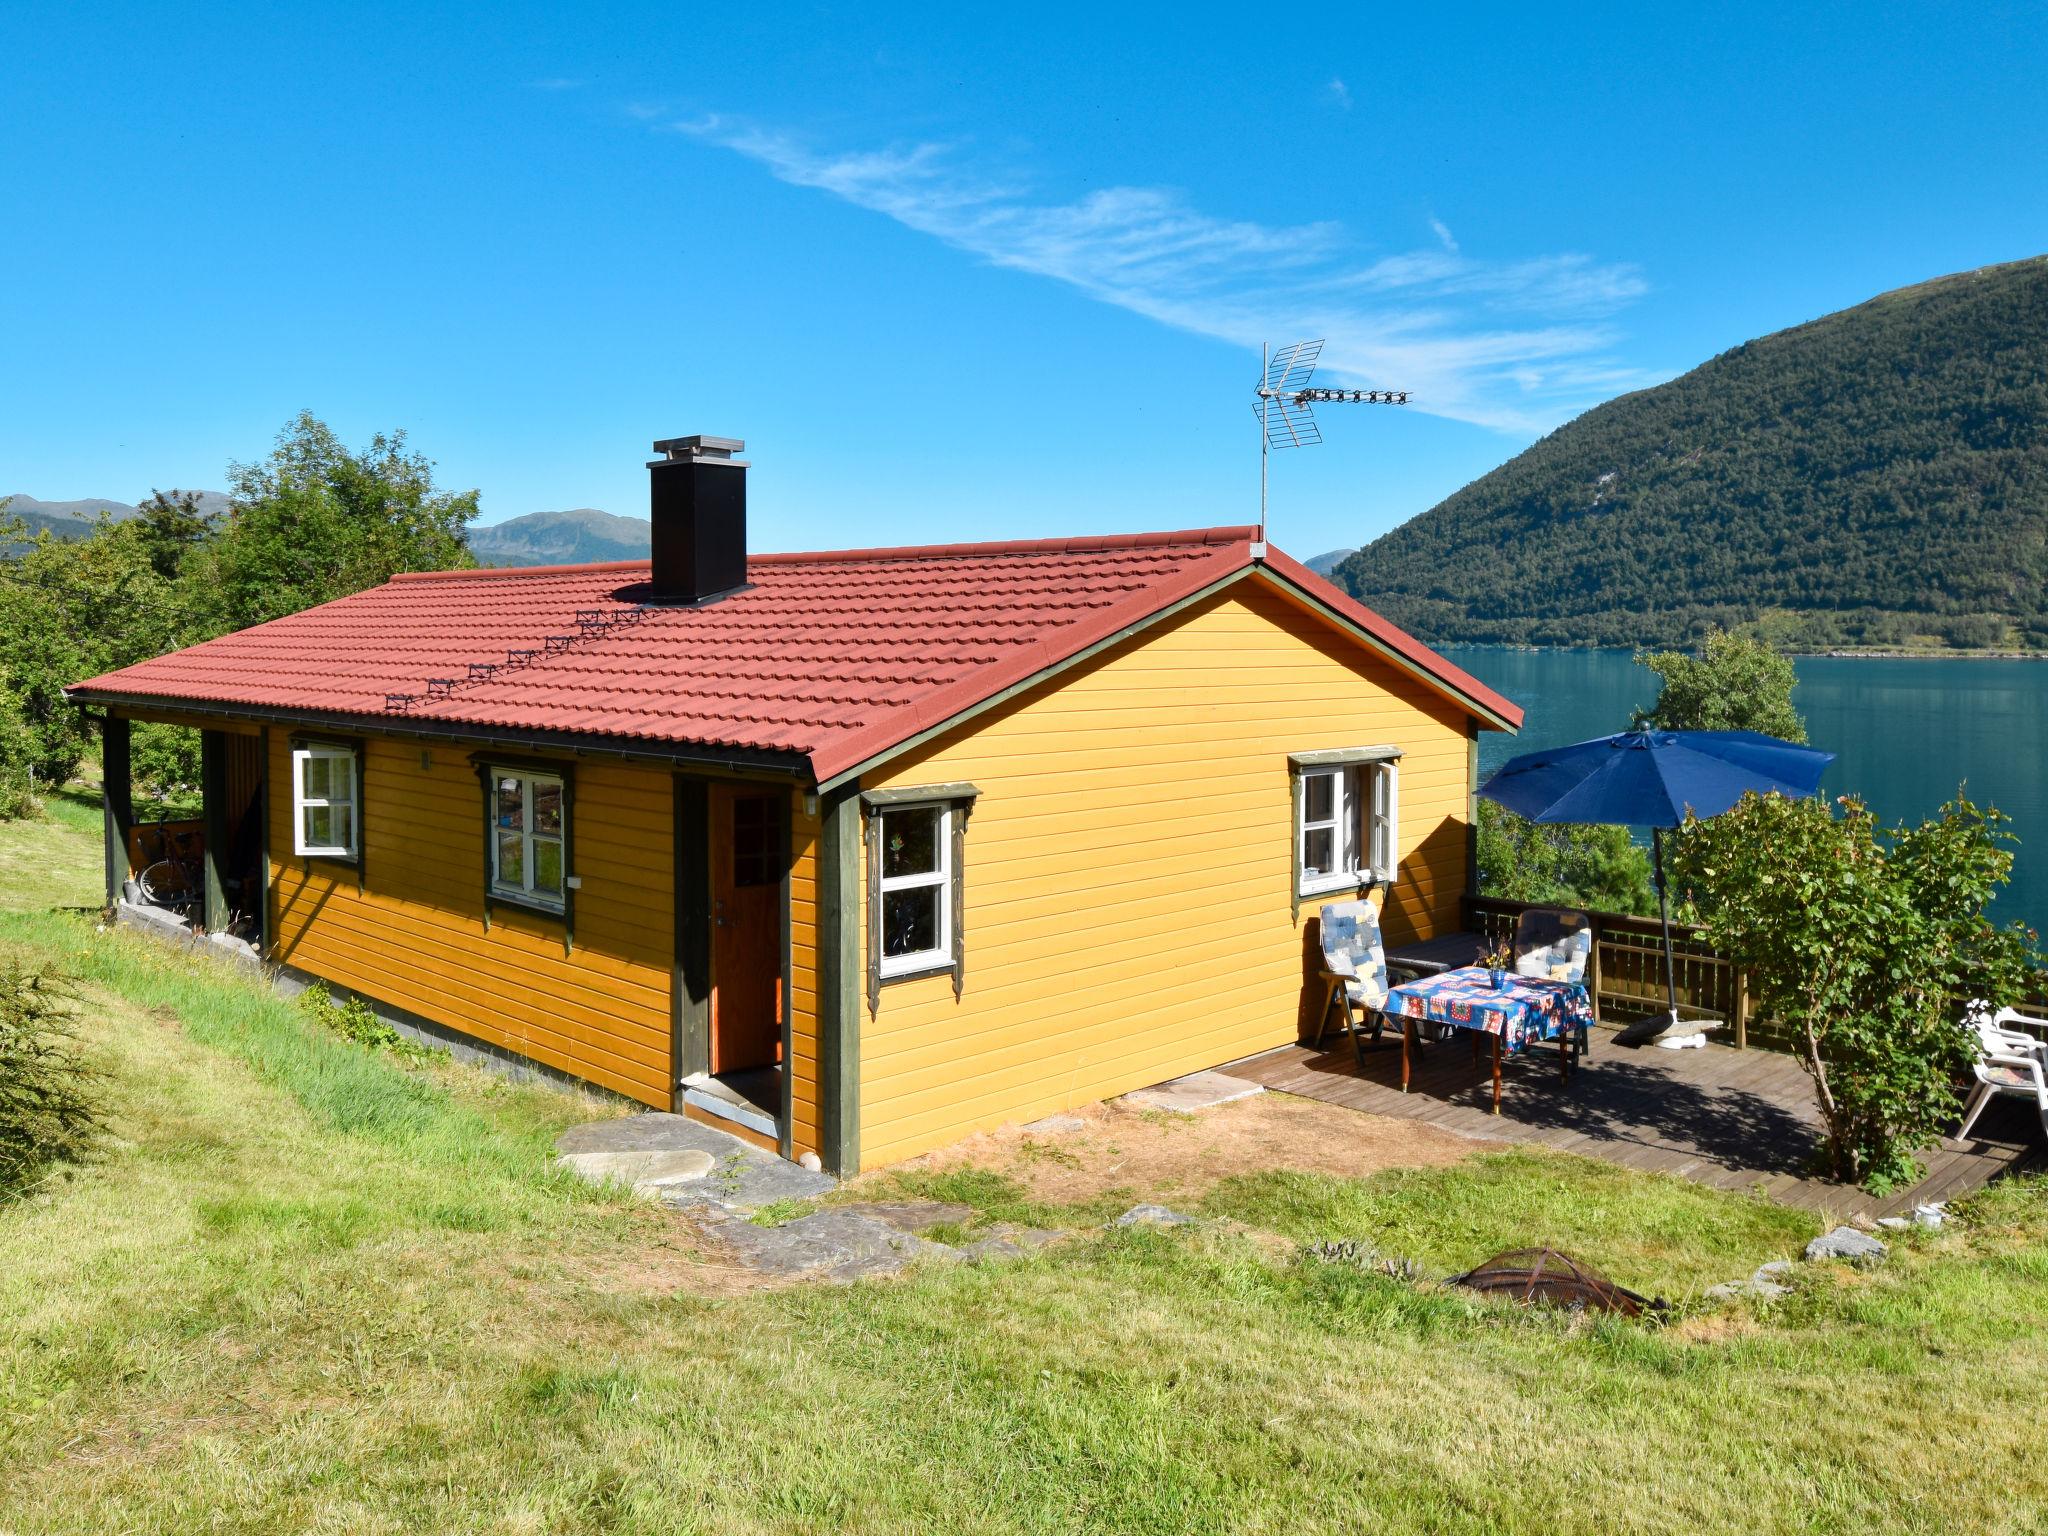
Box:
[2,491,232,545]
[464,507,650,567]
[1333,256,2048,651]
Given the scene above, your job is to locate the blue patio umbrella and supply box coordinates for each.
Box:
[1478,729,1836,1038]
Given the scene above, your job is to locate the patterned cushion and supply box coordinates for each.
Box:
[1321,901,1388,1010]
[1513,909,1593,986]
[1985,1062,2038,1089]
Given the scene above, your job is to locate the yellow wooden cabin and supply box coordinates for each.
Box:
[70,436,1521,1174]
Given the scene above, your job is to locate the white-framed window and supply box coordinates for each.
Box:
[1295,759,1398,895]
[292,744,358,860]
[877,801,952,977]
[1366,758,1397,881]
[489,769,566,909]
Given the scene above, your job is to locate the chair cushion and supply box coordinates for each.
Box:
[1513,909,1593,987]
[1321,901,1387,1007]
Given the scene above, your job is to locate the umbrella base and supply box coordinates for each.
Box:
[1612,1011,1724,1049]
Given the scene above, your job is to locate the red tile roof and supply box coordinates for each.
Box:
[69,525,1520,783]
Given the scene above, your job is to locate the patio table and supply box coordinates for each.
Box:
[1387,967,1595,1113]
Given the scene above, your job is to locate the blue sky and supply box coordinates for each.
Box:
[5,2,2046,558]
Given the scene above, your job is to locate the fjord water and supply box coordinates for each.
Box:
[1440,647,2048,935]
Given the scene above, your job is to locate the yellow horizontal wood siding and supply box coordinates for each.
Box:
[856,578,1478,1169]
[269,734,675,1107]
[787,790,823,1161]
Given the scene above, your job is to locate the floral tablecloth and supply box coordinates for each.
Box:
[1387,968,1593,1054]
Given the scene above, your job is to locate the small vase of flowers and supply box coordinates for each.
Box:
[1481,939,1515,992]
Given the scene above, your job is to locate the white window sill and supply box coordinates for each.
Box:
[1298,873,1372,899]
[489,887,567,917]
[879,953,951,982]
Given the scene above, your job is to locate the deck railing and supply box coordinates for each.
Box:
[1463,894,2048,1054]
[1465,894,1762,1047]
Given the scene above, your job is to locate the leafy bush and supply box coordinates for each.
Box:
[1676,791,2041,1189]
[1475,800,1657,916]
[0,962,98,1196]
[297,984,443,1067]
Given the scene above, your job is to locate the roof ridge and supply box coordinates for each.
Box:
[753,525,1256,567]
[388,559,646,584]
[390,526,1256,585]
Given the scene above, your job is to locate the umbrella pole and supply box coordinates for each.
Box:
[1652,827,1680,1027]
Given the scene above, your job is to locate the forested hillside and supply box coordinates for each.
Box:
[1335,257,2048,649]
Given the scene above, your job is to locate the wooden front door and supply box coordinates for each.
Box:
[708,784,786,1074]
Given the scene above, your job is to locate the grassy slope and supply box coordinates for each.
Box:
[3,804,2047,1533]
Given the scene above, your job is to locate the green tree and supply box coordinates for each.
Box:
[132,489,212,582]
[0,666,39,819]
[1475,800,1658,916]
[200,412,479,632]
[1681,790,2039,1189]
[0,417,480,799]
[1633,628,1807,742]
[0,511,190,787]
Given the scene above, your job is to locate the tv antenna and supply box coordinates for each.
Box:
[1254,339,1409,549]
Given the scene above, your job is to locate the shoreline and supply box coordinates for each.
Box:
[1434,643,2046,661]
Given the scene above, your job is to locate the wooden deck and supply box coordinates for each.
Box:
[1226,1025,2043,1218]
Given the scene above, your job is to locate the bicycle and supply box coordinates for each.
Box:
[136,827,205,913]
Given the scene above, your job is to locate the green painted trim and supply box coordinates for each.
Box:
[859,781,980,808]
[1466,725,1481,898]
[672,776,711,1086]
[860,786,977,1003]
[1287,745,1403,769]
[474,757,576,948]
[200,730,229,934]
[863,803,882,1017]
[1288,769,1304,923]
[949,801,967,1000]
[816,783,862,1175]
[257,726,272,959]
[101,716,132,909]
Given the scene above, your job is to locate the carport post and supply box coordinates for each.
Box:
[102,715,133,909]
[201,730,228,934]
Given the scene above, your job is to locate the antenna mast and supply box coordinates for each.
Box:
[1254,339,1409,551]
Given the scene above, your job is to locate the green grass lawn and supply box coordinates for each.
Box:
[3,798,2047,1533]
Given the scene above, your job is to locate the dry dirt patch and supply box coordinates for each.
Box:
[874,1089,1483,1210]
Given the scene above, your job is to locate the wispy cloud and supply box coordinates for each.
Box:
[671,116,1652,433]
[1327,77,1353,111]
[529,77,584,92]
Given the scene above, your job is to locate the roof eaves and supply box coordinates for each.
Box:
[756,524,1257,568]
[63,685,813,774]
